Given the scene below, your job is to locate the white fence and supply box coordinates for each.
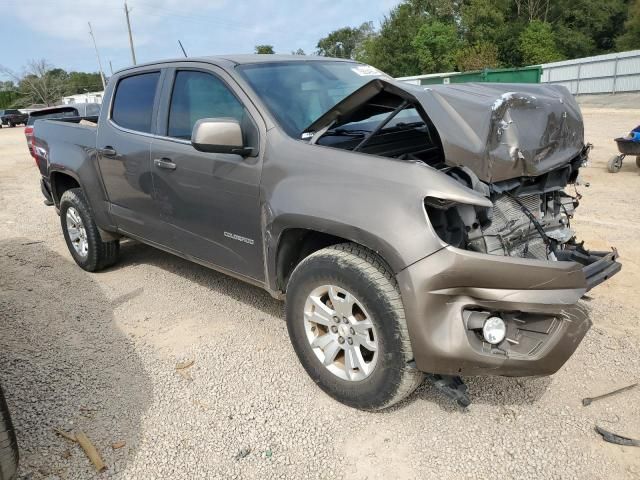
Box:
[541,50,640,95]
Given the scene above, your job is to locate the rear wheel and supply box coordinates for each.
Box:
[607,155,623,173]
[0,383,18,480]
[59,188,119,271]
[285,243,423,410]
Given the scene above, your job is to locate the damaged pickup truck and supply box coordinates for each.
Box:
[33,56,620,410]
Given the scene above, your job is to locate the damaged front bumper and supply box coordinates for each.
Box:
[397,246,620,377]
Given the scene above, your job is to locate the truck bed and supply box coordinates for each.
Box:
[33,119,98,178]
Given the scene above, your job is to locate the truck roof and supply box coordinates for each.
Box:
[114,54,355,74]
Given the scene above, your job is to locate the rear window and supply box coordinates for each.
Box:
[111,72,160,133]
[3,109,20,115]
[27,108,80,125]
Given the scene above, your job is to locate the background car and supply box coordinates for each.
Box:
[0,109,28,128]
[25,103,101,157]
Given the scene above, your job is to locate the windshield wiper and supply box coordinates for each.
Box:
[323,128,369,137]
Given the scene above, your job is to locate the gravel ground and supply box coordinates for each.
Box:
[0,106,639,480]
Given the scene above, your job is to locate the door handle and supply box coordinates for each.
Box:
[154,158,177,170]
[99,147,117,157]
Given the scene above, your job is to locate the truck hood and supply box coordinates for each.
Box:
[304,79,584,183]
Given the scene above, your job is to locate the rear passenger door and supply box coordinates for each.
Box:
[97,70,163,240]
[149,66,265,281]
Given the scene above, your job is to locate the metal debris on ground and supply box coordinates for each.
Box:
[427,374,471,408]
[234,447,251,460]
[595,426,640,447]
[582,383,637,406]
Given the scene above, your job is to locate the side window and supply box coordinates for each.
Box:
[112,72,160,133]
[168,70,246,139]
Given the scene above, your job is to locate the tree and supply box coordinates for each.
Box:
[0,59,66,106]
[519,20,562,65]
[291,48,306,55]
[460,0,508,46]
[316,22,374,59]
[616,0,640,51]
[411,19,461,73]
[514,0,550,22]
[255,45,275,54]
[357,3,427,77]
[549,0,626,58]
[455,42,501,71]
[65,71,104,95]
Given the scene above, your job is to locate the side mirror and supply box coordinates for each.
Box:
[191,118,253,156]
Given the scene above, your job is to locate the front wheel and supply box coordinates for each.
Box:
[59,188,119,271]
[285,243,423,410]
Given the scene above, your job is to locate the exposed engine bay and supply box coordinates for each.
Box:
[305,78,592,262]
[425,156,587,261]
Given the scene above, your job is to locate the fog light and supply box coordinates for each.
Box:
[482,316,506,344]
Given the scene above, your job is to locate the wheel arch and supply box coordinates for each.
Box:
[267,215,405,294]
[49,169,81,207]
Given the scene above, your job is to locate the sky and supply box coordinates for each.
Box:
[0,0,400,80]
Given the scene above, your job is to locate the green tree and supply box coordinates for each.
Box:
[357,3,425,76]
[65,71,103,95]
[291,48,306,56]
[411,19,461,73]
[455,42,501,71]
[316,22,374,59]
[519,20,562,64]
[616,0,640,50]
[254,45,275,54]
[549,0,626,58]
[1,59,66,106]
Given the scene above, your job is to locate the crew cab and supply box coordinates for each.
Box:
[32,55,621,409]
[0,109,27,127]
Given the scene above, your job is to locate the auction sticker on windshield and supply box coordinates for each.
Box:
[351,65,385,76]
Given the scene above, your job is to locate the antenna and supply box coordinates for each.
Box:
[178,40,188,58]
[88,22,107,90]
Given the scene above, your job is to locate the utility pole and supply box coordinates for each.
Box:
[109,60,114,76]
[124,1,137,65]
[88,22,107,90]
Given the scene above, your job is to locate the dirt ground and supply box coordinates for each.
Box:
[0,106,639,479]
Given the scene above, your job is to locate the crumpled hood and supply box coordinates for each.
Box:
[305,79,584,183]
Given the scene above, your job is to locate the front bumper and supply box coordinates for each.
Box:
[397,246,620,376]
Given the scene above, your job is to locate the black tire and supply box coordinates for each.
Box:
[59,188,119,272]
[285,243,423,410]
[636,156,640,169]
[0,384,18,480]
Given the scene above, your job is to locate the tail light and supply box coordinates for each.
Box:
[24,126,35,158]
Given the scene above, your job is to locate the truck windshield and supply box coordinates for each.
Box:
[237,61,389,138]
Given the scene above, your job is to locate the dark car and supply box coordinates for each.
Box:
[32,55,620,410]
[0,383,18,480]
[0,109,27,128]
